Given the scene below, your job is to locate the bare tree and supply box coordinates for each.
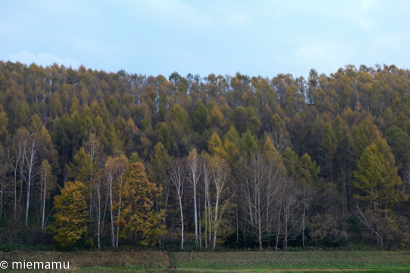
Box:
[170,158,185,250]
[237,152,284,250]
[104,155,129,248]
[105,156,119,247]
[24,136,39,227]
[209,155,233,250]
[282,178,296,249]
[7,129,27,222]
[355,203,383,249]
[95,175,104,249]
[84,134,105,220]
[269,127,289,155]
[201,153,211,249]
[83,134,107,248]
[114,155,128,247]
[187,148,201,246]
[39,159,56,230]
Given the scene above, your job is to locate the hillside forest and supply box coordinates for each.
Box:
[0,61,410,251]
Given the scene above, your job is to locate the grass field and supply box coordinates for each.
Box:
[0,250,170,272]
[1,251,410,272]
[169,251,410,272]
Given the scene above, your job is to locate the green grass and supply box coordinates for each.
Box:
[169,251,410,271]
[1,251,410,272]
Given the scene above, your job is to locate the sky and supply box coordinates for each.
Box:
[0,0,409,79]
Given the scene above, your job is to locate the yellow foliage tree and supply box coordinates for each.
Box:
[114,162,165,246]
[46,181,89,247]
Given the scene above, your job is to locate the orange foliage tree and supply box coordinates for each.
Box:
[46,181,89,247]
[114,162,165,246]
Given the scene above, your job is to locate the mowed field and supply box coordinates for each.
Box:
[170,251,410,272]
[1,250,410,272]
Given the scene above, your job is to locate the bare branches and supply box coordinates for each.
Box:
[237,152,285,250]
[187,148,201,246]
[170,158,185,250]
[355,203,383,249]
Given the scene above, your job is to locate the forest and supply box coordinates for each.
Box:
[0,61,409,251]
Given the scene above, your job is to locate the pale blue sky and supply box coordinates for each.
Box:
[1,0,409,78]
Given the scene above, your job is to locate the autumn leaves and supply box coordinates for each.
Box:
[48,156,164,248]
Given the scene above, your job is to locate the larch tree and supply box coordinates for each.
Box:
[354,137,407,216]
[114,162,165,246]
[67,147,93,188]
[47,181,89,247]
[298,152,319,247]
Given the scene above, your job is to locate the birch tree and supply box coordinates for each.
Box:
[84,134,106,248]
[114,155,128,247]
[170,158,185,250]
[201,153,212,249]
[39,159,56,230]
[237,141,285,251]
[95,175,104,249]
[105,156,116,247]
[187,148,201,246]
[7,128,28,222]
[24,136,39,227]
[209,155,233,250]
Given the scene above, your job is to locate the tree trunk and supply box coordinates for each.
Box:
[193,177,198,246]
[213,192,220,250]
[25,140,36,227]
[302,208,305,247]
[198,198,202,248]
[204,186,208,249]
[284,204,288,250]
[97,185,101,249]
[116,176,124,247]
[179,197,184,250]
[109,175,115,247]
[258,219,262,251]
[102,185,109,233]
[41,175,46,230]
[236,202,239,249]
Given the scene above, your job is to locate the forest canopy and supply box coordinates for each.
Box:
[0,61,409,250]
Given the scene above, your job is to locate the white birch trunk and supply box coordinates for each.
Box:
[25,139,37,227]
